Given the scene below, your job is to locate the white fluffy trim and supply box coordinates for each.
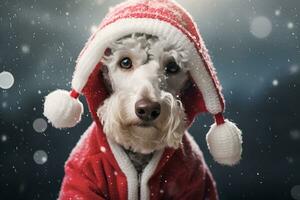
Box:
[43,90,83,128]
[206,119,243,166]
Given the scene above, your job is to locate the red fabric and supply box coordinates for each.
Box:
[214,113,225,125]
[59,123,218,200]
[70,89,80,99]
[180,74,208,126]
[82,62,108,128]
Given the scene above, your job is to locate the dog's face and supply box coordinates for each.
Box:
[97,34,190,154]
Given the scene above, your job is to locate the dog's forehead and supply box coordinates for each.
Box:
[104,34,189,68]
[100,33,189,96]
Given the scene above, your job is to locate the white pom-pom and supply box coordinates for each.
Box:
[206,119,243,166]
[43,90,83,128]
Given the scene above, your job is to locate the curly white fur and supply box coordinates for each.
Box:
[97,34,188,154]
[98,90,186,154]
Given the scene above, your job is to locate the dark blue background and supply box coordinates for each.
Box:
[1,0,299,199]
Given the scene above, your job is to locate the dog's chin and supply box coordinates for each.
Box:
[125,124,164,154]
[135,123,154,128]
[129,121,158,129]
[131,124,158,136]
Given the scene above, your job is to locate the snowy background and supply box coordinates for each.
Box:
[0,0,299,199]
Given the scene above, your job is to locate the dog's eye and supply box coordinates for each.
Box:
[119,57,132,69]
[165,61,180,74]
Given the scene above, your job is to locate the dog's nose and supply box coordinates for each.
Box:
[135,99,161,121]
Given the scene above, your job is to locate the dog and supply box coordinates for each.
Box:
[44,1,242,199]
[98,33,188,157]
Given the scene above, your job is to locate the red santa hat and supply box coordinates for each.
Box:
[43,0,242,166]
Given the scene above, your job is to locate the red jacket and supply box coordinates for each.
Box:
[58,123,218,200]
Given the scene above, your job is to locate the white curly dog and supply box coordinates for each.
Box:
[98,33,189,165]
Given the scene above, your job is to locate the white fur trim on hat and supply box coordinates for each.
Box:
[72,18,222,115]
[206,119,243,166]
[43,90,83,128]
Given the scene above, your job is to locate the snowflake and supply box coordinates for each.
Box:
[100,146,106,153]
[272,79,279,87]
[287,22,294,29]
[21,44,30,54]
[96,0,106,5]
[33,150,48,165]
[1,134,7,142]
[0,71,14,89]
[291,185,300,200]
[33,118,48,133]
[2,102,7,108]
[250,16,272,39]
[289,65,299,74]
[290,130,300,140]
[90,25,98,34]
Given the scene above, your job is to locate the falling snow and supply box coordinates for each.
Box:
[1,134,8,142]
[0,71,14,89]
[272,79,279,87]
[289,65,299,74]
[90,25,98,34]
[2,101,8,108]
[33,118,48,133]
[21,44,30,54]
[0,0,299,200]
[100,146,106,153]
[33,150,48,165]
[275,9,281,16]
[287,22,294,29]
[250,16,272,39]
[290,130,300,140]
[291,185,300,200]
[96,0,107,6]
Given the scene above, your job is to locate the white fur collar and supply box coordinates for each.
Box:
[107,137,164,200]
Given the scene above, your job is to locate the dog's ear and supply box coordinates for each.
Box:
[179,78,193,97]
[100,65,113,95]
